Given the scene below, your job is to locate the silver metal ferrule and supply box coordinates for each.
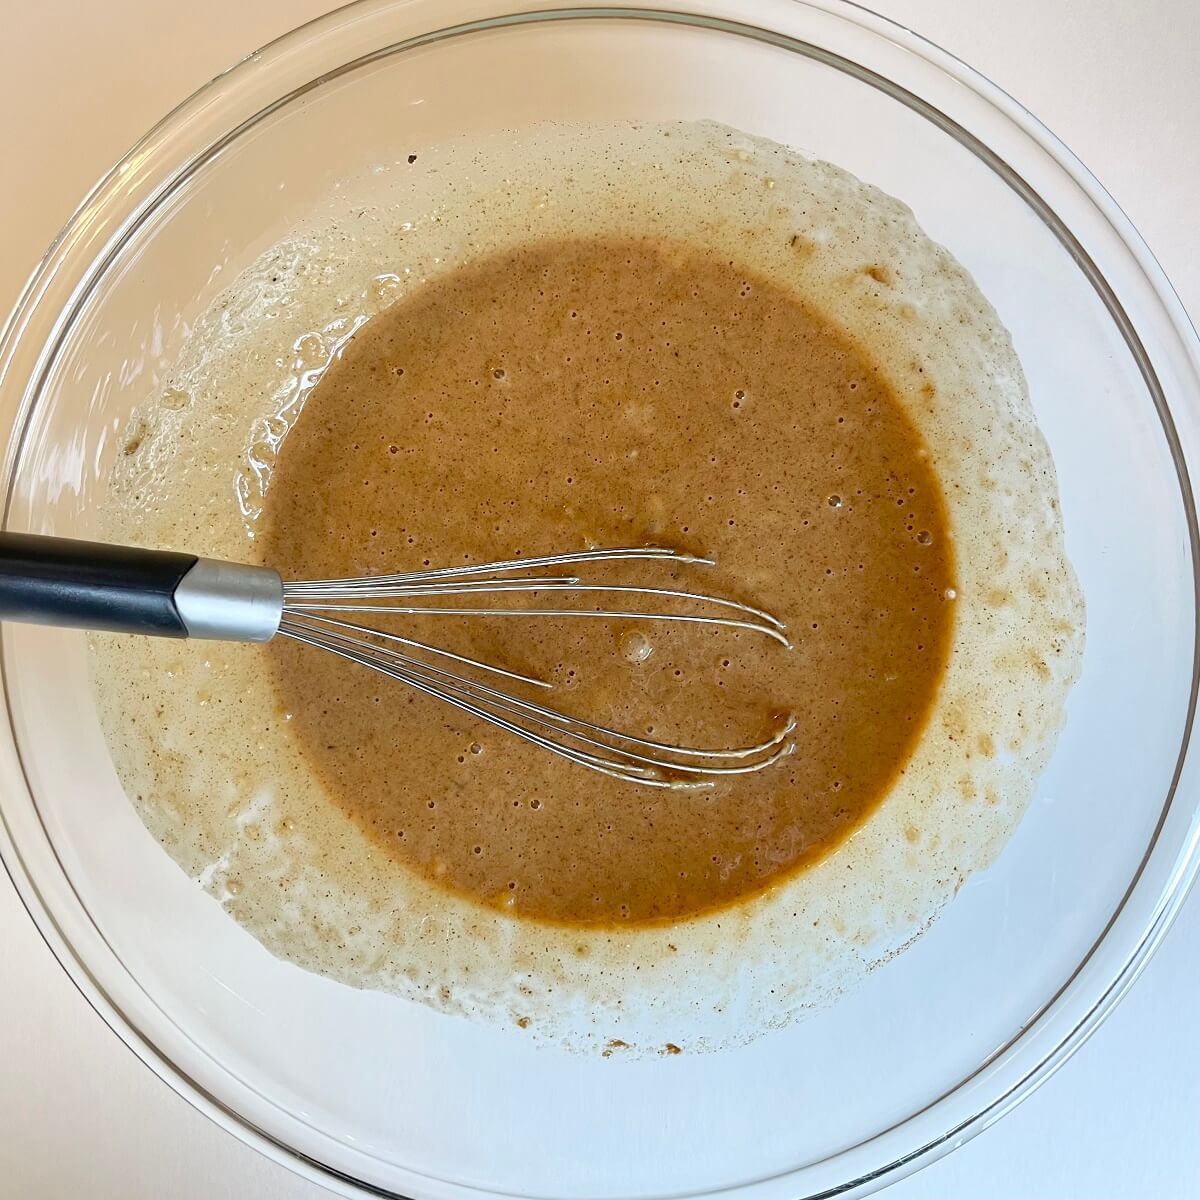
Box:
[174,558,283,642]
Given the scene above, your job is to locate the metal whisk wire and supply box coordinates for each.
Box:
[277,546,794,787]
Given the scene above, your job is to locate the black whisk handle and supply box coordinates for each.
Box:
[0,533,196,636]
[0,533,283,642]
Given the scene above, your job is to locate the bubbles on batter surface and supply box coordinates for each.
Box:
[620,630,655,664]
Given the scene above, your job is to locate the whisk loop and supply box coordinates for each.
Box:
[278,546,794,787]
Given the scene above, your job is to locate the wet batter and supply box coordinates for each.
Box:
[261,234,955,926]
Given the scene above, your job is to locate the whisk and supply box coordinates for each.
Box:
[0,533,794,787]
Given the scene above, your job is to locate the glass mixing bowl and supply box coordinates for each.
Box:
[2,2,1198,1196]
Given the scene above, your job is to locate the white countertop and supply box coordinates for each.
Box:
[1,2,1197,1196]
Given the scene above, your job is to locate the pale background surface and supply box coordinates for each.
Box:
[0,2,1197,1196]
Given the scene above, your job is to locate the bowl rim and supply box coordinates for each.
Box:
[2,2,1199,1198]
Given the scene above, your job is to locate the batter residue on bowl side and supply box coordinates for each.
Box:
[92,120,1083,1052]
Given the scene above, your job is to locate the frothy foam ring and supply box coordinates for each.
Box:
[92,120,1084,1055]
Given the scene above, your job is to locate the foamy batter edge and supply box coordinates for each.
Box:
[91,119,1085,1055]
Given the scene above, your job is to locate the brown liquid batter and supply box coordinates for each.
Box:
[261,235,954,927]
